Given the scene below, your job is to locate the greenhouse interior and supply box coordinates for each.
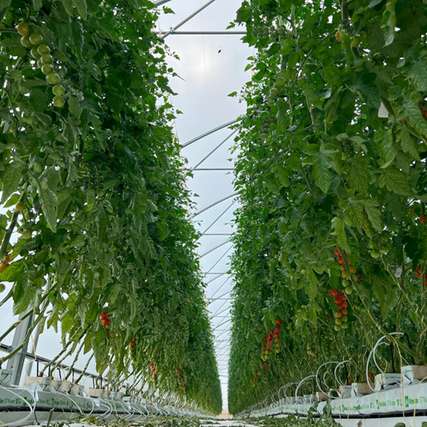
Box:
[0,0,426,426]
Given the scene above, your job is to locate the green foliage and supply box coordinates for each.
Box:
[229,0,427,414]
[0,0,220,413]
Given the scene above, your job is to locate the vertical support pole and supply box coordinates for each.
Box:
[25,320,43,378]
[6,312,33,385]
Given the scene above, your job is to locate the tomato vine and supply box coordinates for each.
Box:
[0,0,221,413]
[229,0,427,414]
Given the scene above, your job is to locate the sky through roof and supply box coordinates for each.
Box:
[157,0,252,411]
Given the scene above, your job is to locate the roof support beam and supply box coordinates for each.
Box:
[201,201,234,235]
[205,272,227,285]
[209,276,232,300]
[203,272,230,275]
[208,290,231,303]
[212,318,231,332]
[204,246,232,275]
[202,233,233,236]
[200,239,231,258]
[192,168,234,171]
[191,129,237,171]
[183,119,238,148]
[154,0,172,6]
[161,0,218,40]
[157,31,247,35]
[210,301,231,319]
[192,193,238,218]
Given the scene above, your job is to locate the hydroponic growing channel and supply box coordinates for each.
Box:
[0,0,426,426]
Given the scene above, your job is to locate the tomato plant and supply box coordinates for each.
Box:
[228,0,427,414]
[0,0,221,413]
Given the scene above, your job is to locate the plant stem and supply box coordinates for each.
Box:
[0,210,20,259]
[75,353,95,384]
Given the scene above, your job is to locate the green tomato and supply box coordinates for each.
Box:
[41,54,53,64]
[41,64,54,75]
[29,33,43,45]
[20,36,31,48]
[46,73,61,85]
[53,95,65,108]
[37,44,50,55]
[16,22,30,37]
[344,287,353,295]
[30,47,40,59]
[52,85,65,96]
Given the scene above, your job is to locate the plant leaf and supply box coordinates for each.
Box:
[332,217,350,253]
[1,163,23,204]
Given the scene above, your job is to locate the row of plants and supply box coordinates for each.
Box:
[228,0,427,414]
[80,415,202,427]
[0,0,221,413]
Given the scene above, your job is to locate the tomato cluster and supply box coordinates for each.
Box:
[16,22,66,108]
[261,319,282,361]
[99,311,111,328]
[334,247,356,295]
[328,289,348,331]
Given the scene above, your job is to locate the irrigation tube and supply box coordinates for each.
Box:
[334,359,353,388]
[315,360,340,395]
[365,332,404,392]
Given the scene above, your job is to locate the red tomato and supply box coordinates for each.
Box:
[99,311,111,328]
